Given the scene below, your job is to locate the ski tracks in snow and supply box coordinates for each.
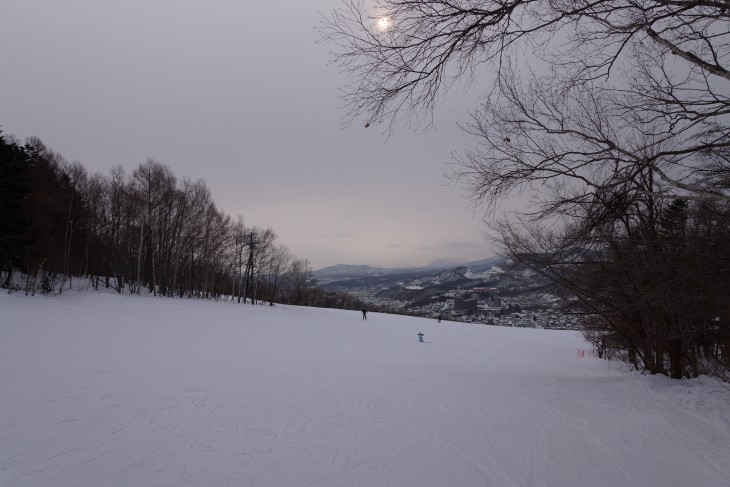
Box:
[2,294,730,487]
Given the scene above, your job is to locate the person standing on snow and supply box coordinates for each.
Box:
[362,308,367,320]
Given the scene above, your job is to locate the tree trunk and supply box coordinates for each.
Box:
[668,339,684,379]
[136,225,144,295]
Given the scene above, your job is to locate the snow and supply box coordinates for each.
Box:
[464,265,506,280]
[1,290,729,487]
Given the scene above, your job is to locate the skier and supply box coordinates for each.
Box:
[437,313,442,323]
[418,332,424,343]
[362,308,367,320]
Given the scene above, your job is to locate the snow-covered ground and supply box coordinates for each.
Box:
[1,290,729,487]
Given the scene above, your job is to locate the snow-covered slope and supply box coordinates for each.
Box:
[1,291,729,487]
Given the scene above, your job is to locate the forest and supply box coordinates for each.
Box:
[0,130,364,311]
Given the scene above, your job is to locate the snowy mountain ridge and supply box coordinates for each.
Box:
[312,263,395,278]
[314,255,554,314]
[313,255,504,279]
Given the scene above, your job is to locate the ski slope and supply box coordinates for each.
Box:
[1,290,729,487]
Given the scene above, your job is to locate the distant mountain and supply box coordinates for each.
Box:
[460,256,506,271]
[312,264,394,279]
[402,266,471,288]
[423,257,469,269]
[313,257,508,294]
[314,254,563,315]
[314,256,503,277]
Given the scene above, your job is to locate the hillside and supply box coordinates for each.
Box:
[313,256,509,292]
[1,291,729,486]
[315,256,559,317]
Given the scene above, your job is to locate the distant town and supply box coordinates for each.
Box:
[313,258,581,330]
[350,288,580,330]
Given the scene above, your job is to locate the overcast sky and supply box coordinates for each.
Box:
[0,0,496,270]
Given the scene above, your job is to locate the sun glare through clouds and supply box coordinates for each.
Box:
[377,16,391,31]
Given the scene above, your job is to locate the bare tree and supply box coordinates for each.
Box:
[82,172,108,290]
[321,0,730,201]
[131,160,175,295]
[230,216,248,302]
[250,228,276,304]
[322,0,730,377]
[288,258,313,305]
[261,243,292,306]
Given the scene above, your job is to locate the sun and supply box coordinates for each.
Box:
[377,16,391,32]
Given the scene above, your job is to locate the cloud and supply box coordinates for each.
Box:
[416,240,483,251]
[314,232,354,240]
[388,239,409,248]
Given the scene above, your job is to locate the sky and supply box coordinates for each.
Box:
[0,0,496,270]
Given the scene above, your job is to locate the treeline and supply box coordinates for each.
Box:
[576,198,730,380]
[0,130,364,310]
[502,195,730,381]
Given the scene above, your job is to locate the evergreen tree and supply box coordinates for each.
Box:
[0,131,30,282]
